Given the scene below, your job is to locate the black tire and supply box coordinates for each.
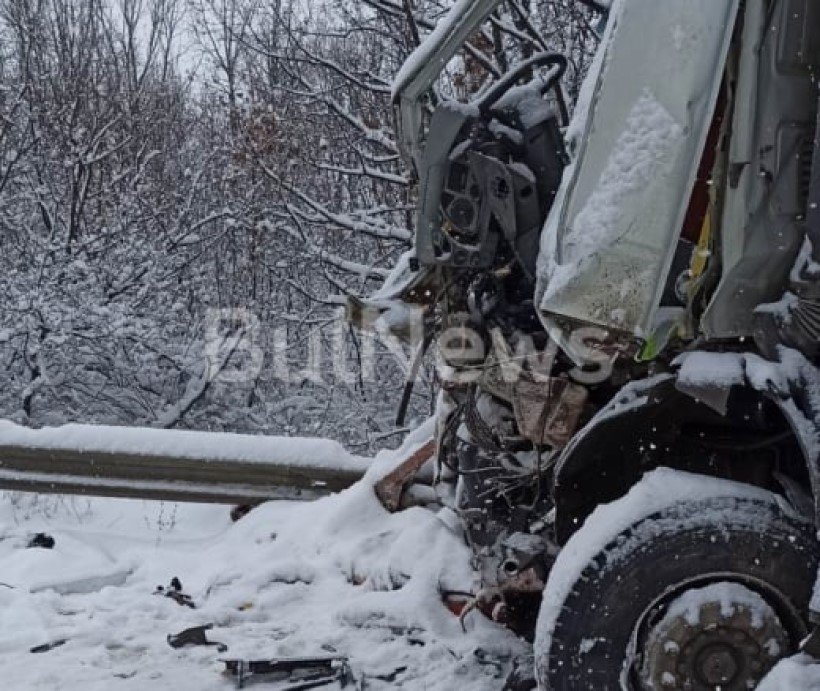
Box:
[535,493,819,690]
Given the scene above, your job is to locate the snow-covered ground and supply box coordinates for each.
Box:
[2,434,819,689]
[760,655,820,691]
[0,431,525,690]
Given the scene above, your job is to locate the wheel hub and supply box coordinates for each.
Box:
[639,582,788,690]
[696,643,738,685]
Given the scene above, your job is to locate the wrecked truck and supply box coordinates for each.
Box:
[349,0,820,687]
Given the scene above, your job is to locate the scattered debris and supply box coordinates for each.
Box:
[167,623,227,653]
[27,533,55,549]
[222,656,352,689]
[1,436,528,690]
[30,639,68,654]
[372,665,407,682]
[442,590,473,617]
[154,576,196,608]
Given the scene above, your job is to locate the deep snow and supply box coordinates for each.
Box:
[0,429,525,690]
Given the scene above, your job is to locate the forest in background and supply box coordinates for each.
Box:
[0,0,597,451]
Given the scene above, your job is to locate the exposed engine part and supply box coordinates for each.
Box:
[755,235,820,363]
[378,36,602,612]
[441,391,556,598]
[754,91,820,363]
[414,52,568,277]
[512,377,587,448]
[757,288,820,362]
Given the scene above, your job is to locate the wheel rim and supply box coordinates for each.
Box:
[637,582,790,690]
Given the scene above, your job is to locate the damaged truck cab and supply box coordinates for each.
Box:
[352,0,820,688]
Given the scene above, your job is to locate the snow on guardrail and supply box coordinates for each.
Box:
[0,420,370,504]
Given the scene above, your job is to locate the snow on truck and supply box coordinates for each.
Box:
[0,1,818,689]
[346,0,820,687]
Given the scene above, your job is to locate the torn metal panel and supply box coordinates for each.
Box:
[537,0,740,351]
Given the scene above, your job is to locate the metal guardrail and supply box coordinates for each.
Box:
[0,423,369,504]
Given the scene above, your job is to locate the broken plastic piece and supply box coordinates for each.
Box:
[30,639,67,654]
[167,623,226,653]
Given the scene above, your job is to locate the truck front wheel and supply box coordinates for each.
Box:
[535,481,818,690]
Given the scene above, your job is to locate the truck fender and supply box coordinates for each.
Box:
[551,368,820,543]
